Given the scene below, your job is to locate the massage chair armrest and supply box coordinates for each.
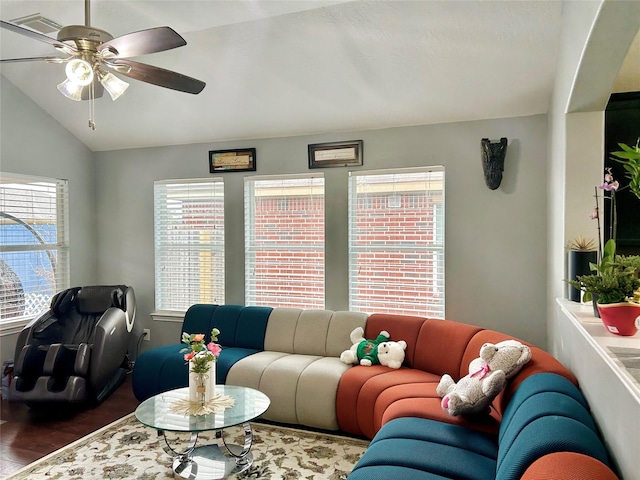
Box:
[14,344,47,378]
[12,312,56,363]
[89,307,130,393]
[74,343,90,376]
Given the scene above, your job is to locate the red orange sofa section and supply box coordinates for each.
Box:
[335,314,577,439]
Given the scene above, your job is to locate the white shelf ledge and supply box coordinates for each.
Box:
[557,298,640,403]
[554,298,640,479]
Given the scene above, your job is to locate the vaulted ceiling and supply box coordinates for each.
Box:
[1,1,637,152]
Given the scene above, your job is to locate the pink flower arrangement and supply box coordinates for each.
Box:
[180,328,221,373]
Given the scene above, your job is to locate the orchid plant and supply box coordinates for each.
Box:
[180,328,221,374]
[590,139,640,257]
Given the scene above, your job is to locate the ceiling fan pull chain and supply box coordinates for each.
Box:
[88,81,96,130]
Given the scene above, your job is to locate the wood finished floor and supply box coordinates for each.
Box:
[0,374,140,478]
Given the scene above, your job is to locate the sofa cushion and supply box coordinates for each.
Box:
[496,374,612,480]
[379,392,501,437]
[413,318,482,376]
[233,306,272,349]
[225,351,288,390]
[210,304,245,345]
[229,352,352,430]
[263,308,301,353]
[293,309,334,355]
[325,311,369,357]
[182,304,218,340]
[496,416,611,480]
[499,373,589,439]
[215,347,261,384]
[132,344,187,400]
[347,465,451,480]
[337,366,437,437]
[258,354,321,424]
[355,369,440,439]
[349,417,498,480]
[364,314,426,368]
[295,356,352,429]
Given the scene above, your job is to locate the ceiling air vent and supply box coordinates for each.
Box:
[9,13,63,34]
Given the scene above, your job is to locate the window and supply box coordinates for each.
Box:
[154,179,224,313]
[245,174,324,308]
[348,167,445,317]
[0,173,69,332]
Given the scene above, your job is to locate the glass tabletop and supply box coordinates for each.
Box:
[135,385,270,433]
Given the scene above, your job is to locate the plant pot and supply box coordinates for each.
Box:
[596,302,640,336]
[567,250,597,302]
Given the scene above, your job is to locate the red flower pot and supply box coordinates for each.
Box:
[596,302,640,336]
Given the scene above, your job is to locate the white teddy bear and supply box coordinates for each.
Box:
[436,339,531,416]
[340,327,407,369]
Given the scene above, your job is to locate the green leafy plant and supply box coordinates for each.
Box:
[610,139,640,201]
[568,239,640,304]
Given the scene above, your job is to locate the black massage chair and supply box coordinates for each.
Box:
[9,285,135,406]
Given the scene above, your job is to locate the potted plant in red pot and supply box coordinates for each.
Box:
[570,239,640,336]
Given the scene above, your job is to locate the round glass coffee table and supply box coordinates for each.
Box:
[135,385,270,480]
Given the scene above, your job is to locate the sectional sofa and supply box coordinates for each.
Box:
[133,304,619,480]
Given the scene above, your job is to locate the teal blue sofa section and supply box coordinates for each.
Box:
[132,304,272,401]
[346,373,613,480]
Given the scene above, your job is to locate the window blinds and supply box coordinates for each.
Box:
[154,178,224,312]
[348,167,445,318]
[244,174,325,308]
[0,173,69,323]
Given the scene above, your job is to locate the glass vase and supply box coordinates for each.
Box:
[188,361,216,404]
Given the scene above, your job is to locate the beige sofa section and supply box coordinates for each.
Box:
[226,308,368,430]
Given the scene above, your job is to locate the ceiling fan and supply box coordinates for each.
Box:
[0,0,206,129]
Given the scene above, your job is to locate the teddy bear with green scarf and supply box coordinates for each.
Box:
[340,327,407,369]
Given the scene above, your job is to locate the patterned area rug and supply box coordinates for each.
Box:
[6,414,369,480]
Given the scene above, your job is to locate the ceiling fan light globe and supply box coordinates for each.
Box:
[100,72,129,101]
[56,79,84,101]
[65,58,94,86]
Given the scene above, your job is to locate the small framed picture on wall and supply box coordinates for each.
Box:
[308,140,363,168]
[209,148,256,172]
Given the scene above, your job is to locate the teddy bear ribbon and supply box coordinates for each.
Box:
[470,361,491,379]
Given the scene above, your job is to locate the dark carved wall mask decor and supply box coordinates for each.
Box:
[481,137,508,190]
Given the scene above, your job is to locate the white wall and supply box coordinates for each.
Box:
[547,2,640,477]
[548,0,640,340]
[94,115,549,351]
[0,77,96,362]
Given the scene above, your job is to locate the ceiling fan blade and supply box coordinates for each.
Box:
[0,20,73,50]
[111,59,205,94]
[99,27,186,58]
[0,55,66,63]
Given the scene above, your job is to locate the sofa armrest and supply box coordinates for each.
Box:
[520,452,618,480]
